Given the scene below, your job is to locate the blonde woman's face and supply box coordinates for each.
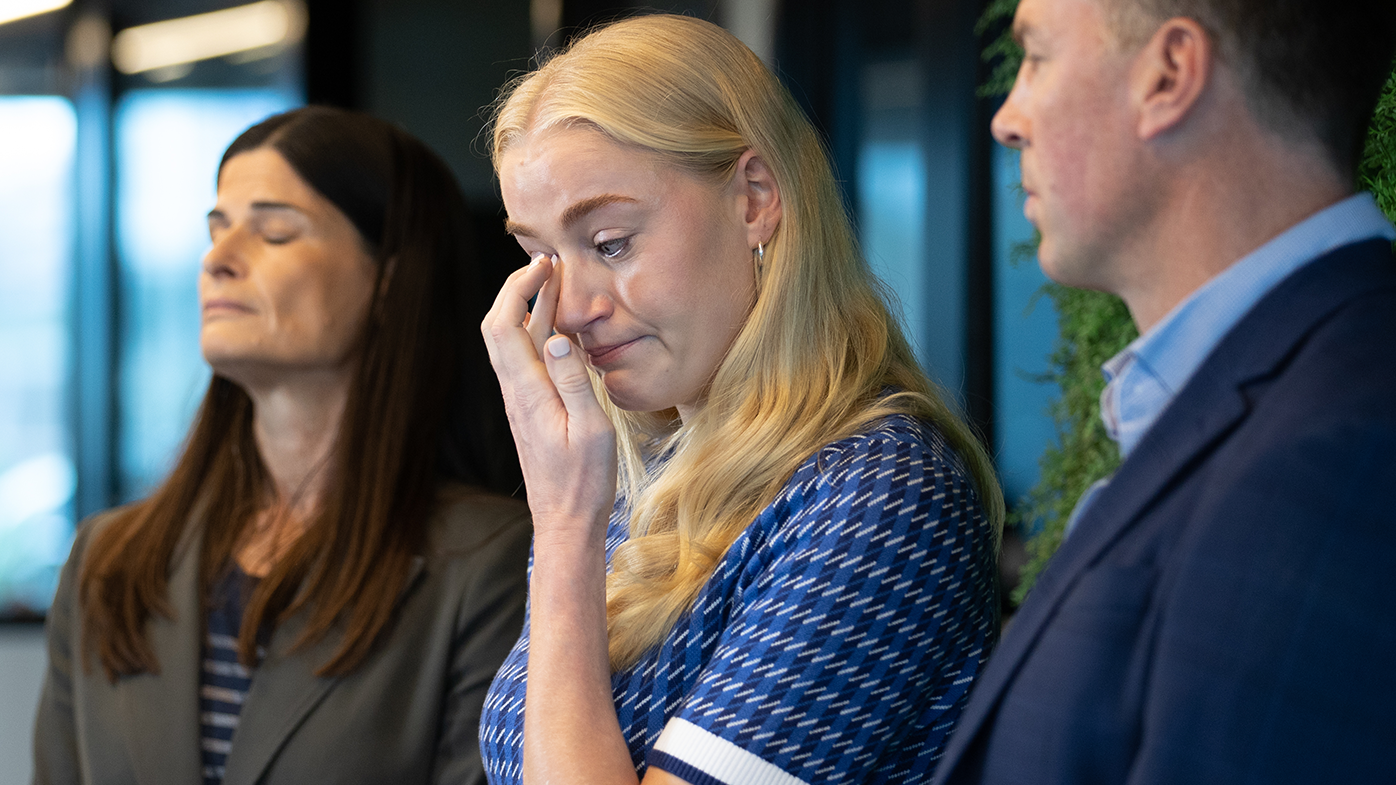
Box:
[201,148,378,389]
[500,125,756,419]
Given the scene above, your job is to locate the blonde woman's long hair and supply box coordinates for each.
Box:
[491,13,1003,670]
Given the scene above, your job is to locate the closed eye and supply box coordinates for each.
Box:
[257,217,301,245]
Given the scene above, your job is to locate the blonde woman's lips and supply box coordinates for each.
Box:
[585,338,640,367]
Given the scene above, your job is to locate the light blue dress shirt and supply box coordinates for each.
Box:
[1064,193,1396,537]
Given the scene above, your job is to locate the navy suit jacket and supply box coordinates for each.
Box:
[935,238,1396,785]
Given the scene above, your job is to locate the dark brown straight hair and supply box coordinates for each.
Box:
[79,106,520,680]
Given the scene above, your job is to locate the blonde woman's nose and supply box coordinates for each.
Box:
[551,255,614,334]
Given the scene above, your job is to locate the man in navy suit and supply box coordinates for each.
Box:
[934,0,1396,782]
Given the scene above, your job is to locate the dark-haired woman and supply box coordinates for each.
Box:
[32,107,530,785]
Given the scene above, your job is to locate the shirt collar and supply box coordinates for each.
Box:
[1100,192,1396,459]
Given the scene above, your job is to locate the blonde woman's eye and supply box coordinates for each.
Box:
[596,237,629,259]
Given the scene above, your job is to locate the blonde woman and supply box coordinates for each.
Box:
[478,14,1002,785]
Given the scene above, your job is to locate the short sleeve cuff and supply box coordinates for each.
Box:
[647,718,810,785]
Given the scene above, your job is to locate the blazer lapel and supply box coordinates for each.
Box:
[937,238,1396,780]
[115,522,205,785]
[219,555,426,785]
[937,355,1253,779]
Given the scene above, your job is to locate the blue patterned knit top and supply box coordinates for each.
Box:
[478,415,999,784]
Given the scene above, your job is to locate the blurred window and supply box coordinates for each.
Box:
[0,96,77,617]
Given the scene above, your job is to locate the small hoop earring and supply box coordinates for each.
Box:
[754,241,765,273]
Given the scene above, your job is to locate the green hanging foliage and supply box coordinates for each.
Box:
[975,0,1026,98]
[1009,287,1134,603]
[979,2,1396,605]
[1360,68,1396,218]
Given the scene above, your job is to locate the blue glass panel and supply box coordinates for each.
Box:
[856,58,969,400]
[0,96,76,616]
[858,141,931,367]
[992,145,1059,506]
[115,89,299,501]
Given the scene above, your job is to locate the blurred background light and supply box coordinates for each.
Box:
[110,0,305,75]
[0,0,71,27]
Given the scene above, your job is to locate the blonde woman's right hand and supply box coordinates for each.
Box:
[481,254,619,545]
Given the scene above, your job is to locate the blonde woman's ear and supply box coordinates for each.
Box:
[736,149,782,248]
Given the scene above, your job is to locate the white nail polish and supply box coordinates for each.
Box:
[529,252,546,267]
[547,337,571,358]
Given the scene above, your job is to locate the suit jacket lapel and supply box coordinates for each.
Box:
[116,521,205,785]
[937,239,1396,780]
[937,354,1253,778]
[220,555,426,785]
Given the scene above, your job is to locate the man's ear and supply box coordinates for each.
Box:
[734,148,782,248]
[1133,17,1213,140]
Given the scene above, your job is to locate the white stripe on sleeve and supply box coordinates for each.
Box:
[653,718,810,785]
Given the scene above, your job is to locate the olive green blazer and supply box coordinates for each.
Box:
[32,487,531,785]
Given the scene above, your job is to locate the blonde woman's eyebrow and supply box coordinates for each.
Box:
[561,194,638,230]
[502,218,534,237]
[505,194,640,238]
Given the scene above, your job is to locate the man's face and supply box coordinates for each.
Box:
[991,0,1149,291]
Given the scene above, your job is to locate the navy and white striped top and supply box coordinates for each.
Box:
[479,415,999,784]
[200,565,261,785]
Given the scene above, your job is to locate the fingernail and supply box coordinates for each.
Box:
[529,252,546,267]
[547,337,571,358]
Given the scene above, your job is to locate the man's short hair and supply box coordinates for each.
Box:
[1103,0,1396,177]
